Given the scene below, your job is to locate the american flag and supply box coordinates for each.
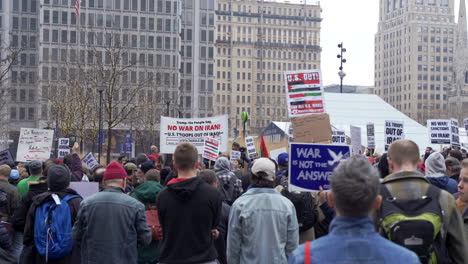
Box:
[74,0,81,18]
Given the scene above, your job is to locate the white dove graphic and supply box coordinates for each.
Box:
[327,149,343,166]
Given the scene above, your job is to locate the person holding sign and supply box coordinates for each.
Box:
[63,143,84,182]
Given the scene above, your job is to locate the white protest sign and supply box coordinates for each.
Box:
[384,120,405,151]
[350,126,362,154]
[69,182,99,199]
[284,69,325,117]
[82,152,100,171]
[202,137,220,162]
[270,148,287,162]
[450,118,460,149]
[160,115,228,154]
[58,138,70,159]
[230,150,241,161]
[16,128,54,162]
[245,136,258,159]
[427,119,451,145]
[464,118,468,139]
[331,128,346,145]
[366,123,375,149]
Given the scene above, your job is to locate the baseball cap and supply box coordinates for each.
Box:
[251,158,276,181]
[277,152,289,167]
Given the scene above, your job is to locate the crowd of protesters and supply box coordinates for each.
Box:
[0,139,467,263]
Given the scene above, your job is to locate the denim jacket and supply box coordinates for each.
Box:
[72,186,152,264]
[288,216,421,264]
[227,187,299,264]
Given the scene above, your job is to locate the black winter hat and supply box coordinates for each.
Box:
[139,160,155,174]
[47,164,71,191]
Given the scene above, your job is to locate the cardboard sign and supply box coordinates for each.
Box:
[451,118,460,149]
[284,69,325,117]
[384,121,404,151]
[16,128,54,162]
[350,126,362,154]
[82,152,100,171]
[331,129,346,145]
[245,136,258,159]
[366,123,375,149]
[289,143,351,191]
[58,138,70,159]
[427,119,451,145]
[230,150,241,161]
[69,182,99,199]
[0,149,14,165]
[291,114,331,143]
[160,115,228,154]
[202,137,220,162]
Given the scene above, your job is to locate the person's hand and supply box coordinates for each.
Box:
[317,186,328,205]
[211,229,219,239]
[72,142,79,154]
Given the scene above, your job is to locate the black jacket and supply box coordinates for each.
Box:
[20,189,82,264]
[11,180,48,232]
[214,201,230,264]
[156,177,222,264]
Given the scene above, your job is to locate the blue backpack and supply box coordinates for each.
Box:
[34,195,79,261]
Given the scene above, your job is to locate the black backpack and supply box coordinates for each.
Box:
[281,188,317,232]
[219,174,238,205]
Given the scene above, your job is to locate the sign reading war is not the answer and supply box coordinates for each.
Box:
[384,120,404,151]
[289,143,351,192]
[427,119,451,144]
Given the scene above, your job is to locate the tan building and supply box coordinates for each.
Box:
[214,0,322,135]
[375,0,456,124]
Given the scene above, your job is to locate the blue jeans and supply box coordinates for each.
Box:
[11,231,23,263]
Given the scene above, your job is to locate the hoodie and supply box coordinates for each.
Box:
[425,152,458,194]
[156,176,222,264]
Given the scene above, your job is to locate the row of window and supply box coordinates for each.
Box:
[44,0,178,14]
[217,2,318,18]
[218,15,319,28]
[12,17,38,31]
[217,48,319,61]
[179,46,214,59]
[9,107,36,121]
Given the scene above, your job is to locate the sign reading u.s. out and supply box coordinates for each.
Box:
[289,143,351,192]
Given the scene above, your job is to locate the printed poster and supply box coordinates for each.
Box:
[384,121,404,151]
[230,150,241,161]
[350,126,362,155]
[58,138,70,159]
[82,152,100,171]
[245,136,258,159]
[427,119,451,145]
[331,128,346,145]
[367,123,375,149]
[451,118,460,149]
[202,137,220,162]
[284,69,325,117]
[16,128,54,162]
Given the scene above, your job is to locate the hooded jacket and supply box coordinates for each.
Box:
[12,180,48,232]
[214,157,243,203]
[130,181,164,264]
[156,176,222,264]
[425,152,458,194]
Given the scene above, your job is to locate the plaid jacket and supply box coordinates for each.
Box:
[218,172,243,201]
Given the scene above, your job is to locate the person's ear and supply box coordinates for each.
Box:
[327,192,335,207]
[373,195,382,210]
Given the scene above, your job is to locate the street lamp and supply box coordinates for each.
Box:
[97,85,105,164]
[337,43,347,93]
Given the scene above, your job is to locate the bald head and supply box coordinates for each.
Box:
[387,139,420,170]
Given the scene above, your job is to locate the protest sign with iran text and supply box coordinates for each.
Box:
[427,119,451,145]
[384,121,404,151]
[160,115,228,154]
[284,69,325,117]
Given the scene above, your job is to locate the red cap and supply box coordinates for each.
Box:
[103,162,127,181]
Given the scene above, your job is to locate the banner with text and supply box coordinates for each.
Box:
[284,69,325,117]
[58,138,70,159]
[160,115,228,154]
[331,128,346,145]
[202,137,220,162]
[289,143,351,191]
[350,126,362,155]
[451,118,460,149]
[367,123,375,149]
[16,128,54,162]
[230,150,241,161]
[384,121,405,151]
[427,119,451,144]
[245,136,258,159]
[82,152,100,171]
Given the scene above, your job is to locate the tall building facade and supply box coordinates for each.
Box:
[375,0,456,124]
[214,0,322,134]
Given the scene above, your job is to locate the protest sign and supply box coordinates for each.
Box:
[451,118,460,149]
[160,115,228,154]
[291,114,331,143]
[16,128,54,162]
[58,138,70,159]
[69,182,99,199]
[270,148,287,161]
[230,150,241,161]
[202,137,220,162]
[245,136,258,159]
[427,119,451,145]
[82,152,100,171]
[284,69,325,117]
[289,143,351,191]
[384,121,404,151]
[350,126,362,154]
[464,118,468,138]
[0,149,14,165]
[331,129,346,145]
[366,123,375,149]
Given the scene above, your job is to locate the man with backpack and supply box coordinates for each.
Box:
[214,157,242,205]
[375,140,468,263]
[288,157,420,263]
[21,164,82,264]
[72,162,152,264]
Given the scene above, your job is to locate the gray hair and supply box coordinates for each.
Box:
[330,157,380,217]
[104,178,125,185]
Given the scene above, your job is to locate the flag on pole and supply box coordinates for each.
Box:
[259,135,269,158]
[74,0,81,18]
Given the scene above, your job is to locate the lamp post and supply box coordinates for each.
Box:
[337,43,347,93]
[97,86,104,164]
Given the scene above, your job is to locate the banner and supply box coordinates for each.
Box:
[0,149,14,165]
[366,123,375,149]
[451,118,460,149]
[160,115,228,154]
[384,121,404,151]
[16,128,54,162]
[82,152,100,171]
[331,129,346,145]
[284,69,325,117]
[202,137,220,162]
[350,126,362,154]
[245,136,258,159]
[58,138,70,159]
[230,150,241,161]
[69,182,99,199]
[289,143,351,191]
[427,119,451,144]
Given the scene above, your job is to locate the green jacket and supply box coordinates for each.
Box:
[374,171,468,263]
[17,176,40,197]
[131,181,164,264]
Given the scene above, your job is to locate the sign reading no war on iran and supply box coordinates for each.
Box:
[289,143,351,192]
[160,115,228,154]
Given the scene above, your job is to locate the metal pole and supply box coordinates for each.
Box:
[340,42,343,93]
[98,90,103,164]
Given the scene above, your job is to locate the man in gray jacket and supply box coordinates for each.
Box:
[72,162,151,264]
